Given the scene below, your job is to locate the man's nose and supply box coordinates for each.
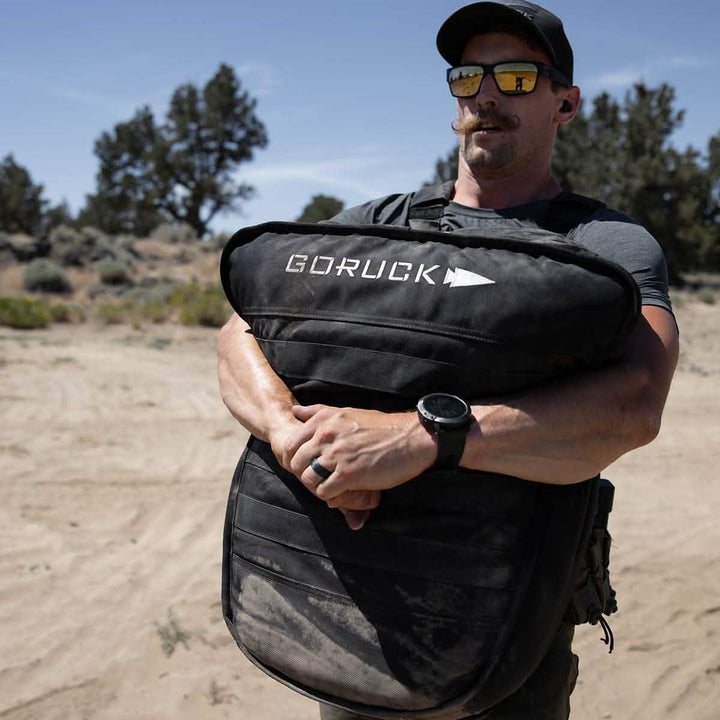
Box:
[473,73,500,106]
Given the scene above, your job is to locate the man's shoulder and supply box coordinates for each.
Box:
[328,191,417,226]
[582,202,639,226]
[569,203,672,313]
[329,187,645,235]
[329,182,454,226]
[553,192,641,231]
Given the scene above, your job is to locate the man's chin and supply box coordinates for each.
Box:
[462,145,514,173]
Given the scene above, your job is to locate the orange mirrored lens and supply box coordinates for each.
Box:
[494,63,538,94]
[449,69,484,97]
[448,63,539,97]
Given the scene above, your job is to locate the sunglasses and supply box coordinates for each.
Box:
[447,61,570,98]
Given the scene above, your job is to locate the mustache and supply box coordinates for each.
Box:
[452,111,520,134]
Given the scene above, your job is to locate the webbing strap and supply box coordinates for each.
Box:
[407,181,455,231]
[406,181,606,234]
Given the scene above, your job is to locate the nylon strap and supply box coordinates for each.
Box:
[406,181,606,234]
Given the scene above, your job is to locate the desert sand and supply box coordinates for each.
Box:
[1,297,718,719]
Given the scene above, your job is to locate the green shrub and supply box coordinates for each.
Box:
[49,302,85,323]
[171,284,230,327]
[697,289,716,305]
[0,297,51,329]
[1,232,42,262]
[97,258,132,286]
[22,259,73,294]
[150,222,198,245]
[49,225,85,266]
[49,224,83,246]
[154,609,190,657]
[91,234,135,266]
[49,224,134,267]
[127,281,179,306]
[80,226,106,244]
[94,302,130,324]
[167,281,200,307]
[120,283,180,325]
[134,302,172,324]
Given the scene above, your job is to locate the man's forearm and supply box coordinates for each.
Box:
[461,306,678,484]
[463,362,657,483]
[217,313,298,447]
[292,307,679,502]
[217,313,381,528]
[219,306,678,500]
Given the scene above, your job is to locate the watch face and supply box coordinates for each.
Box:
[420,393,470,423]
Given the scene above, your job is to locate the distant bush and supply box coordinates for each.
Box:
[97,258,132,286]
[0,232,47,262]
[123,283,180,325]
[0,296,51,329]
[133,301,173,325]
[49,302,85,323]
[150,223,198,245]
[49,225,137,268]
[205,232,231,251]
[698,289,716,305]
[49,224,83,246]
[85,283,112,301]
[22,259,73,294]
[94,302,130,324]
[128,279,180,305]
[169,283,230,327]
[79,226,106,244]
[49,225,85,266]
[82,227,137,264]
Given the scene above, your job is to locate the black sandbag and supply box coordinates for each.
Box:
[221,221,640,406]
[219,221,640,718]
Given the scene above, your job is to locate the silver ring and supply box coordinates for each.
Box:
[310,457,333,481]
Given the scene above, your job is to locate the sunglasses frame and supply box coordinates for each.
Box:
[447,60,570,98]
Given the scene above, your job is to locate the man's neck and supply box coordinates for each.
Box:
[453,165,562,210]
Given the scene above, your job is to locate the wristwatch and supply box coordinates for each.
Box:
[417,393,472,470]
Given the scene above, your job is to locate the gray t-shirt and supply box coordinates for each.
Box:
[331,191,672,313]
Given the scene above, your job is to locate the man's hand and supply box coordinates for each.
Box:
[285,405,436,513]
[219,315,386,529]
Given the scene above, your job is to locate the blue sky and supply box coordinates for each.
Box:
[2,0,718,233]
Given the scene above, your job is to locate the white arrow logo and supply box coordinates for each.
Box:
[443,267,496,288]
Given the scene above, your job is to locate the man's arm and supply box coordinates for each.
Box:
[285,306,678,499]
[217,313,381,528]
[460,305,678,482]
[217,313,300,465]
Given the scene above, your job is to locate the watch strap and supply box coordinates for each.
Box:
[432,425,468,470]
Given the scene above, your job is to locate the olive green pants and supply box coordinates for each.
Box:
[319,623,578,720]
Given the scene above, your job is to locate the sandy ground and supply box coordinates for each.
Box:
[1,298,718,719]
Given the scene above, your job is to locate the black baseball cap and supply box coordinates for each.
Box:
[437,1,574,85]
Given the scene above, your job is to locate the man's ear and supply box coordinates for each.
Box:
[557,86,581,124]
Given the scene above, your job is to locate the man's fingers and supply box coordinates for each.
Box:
[327,489,381,510]
[283,421,321,472]
[309,457,333,481]
[339,508,371,531]
[291,404,324,421]
[268,418,305,471]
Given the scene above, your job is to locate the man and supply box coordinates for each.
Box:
[217,2,678,717]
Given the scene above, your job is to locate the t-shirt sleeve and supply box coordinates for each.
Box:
[572,219,673,313]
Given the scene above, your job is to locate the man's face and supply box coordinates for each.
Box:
[455,32,564,179]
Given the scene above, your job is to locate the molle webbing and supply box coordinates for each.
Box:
[220,219,636,718]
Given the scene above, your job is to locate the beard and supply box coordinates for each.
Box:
[454,109,520,172]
